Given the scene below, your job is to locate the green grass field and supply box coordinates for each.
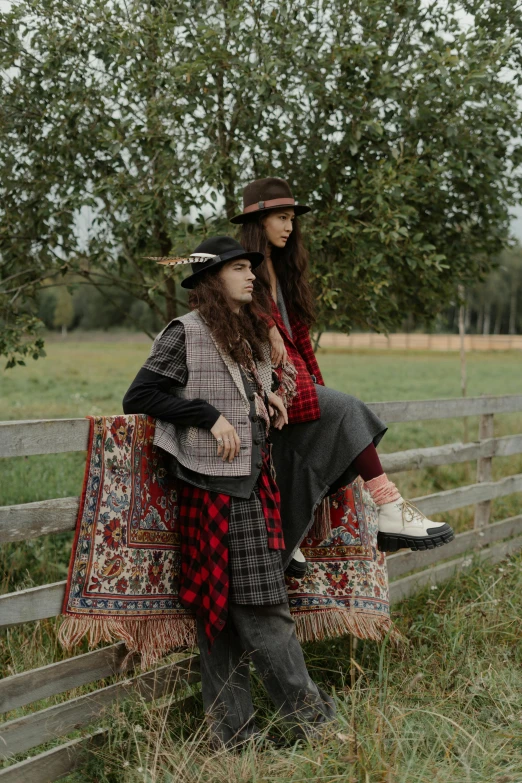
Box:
[1,340,522,781]
[1,341,521,584]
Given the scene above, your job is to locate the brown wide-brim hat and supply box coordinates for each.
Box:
[230,177,311,224]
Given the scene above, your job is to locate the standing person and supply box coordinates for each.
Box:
[233,178,455,561]
[122,236,335,748]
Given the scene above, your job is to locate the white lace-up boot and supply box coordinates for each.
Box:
[377,497,454,553]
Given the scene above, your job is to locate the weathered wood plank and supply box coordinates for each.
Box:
[2,471,522,629]
[0,729,107,783]
[0,498,78,544]
[389,534,522,603]
[2,395,522,458]
[0,419,90,458]
[0,643,139,714]
[2,516,520,638]
[3,432,522,547]
[3,430,522,548]
[412,473,522,516]
[0,582,65,628]
[367,395,522,423]
[474,414,495,528]
[381,434,522,474]
[387,514,522,580]
[0,655,200,759]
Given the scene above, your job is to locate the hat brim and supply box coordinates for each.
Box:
[180,250,264,289]
[230,204,311,225]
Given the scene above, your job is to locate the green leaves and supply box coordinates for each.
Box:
[1,0,521,364]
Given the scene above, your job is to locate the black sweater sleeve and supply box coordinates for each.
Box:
[122,367,221,429]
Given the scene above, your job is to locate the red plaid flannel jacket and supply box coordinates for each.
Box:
[270,301,324,424]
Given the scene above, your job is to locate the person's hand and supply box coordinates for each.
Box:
[267,392,288,430]
[268,325,288,366]
[210,415,241,462]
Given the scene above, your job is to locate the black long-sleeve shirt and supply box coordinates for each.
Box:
[122,321,220,429]
[123,366,221,429]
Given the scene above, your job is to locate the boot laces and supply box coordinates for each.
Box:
[399,499,426,527]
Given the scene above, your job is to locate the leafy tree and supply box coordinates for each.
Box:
[1,0,522,365]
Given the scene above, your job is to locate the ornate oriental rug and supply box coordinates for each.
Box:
[60,415,394,668]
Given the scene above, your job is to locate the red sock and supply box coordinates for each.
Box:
[353,444,401,505]
[352,443,384,481]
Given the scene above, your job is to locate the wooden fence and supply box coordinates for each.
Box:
[320,332,522,351]
[1,394,522,781]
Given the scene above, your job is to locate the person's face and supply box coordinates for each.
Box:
[218,258,256,311]
[262,208,295,248]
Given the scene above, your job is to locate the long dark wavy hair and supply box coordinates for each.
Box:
[188,271,270,365]
[239,214,316,328]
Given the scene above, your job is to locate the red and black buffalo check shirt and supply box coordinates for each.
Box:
[178,446,285,647]
[270,302,325,424]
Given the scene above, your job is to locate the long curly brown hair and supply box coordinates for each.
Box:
[188,270,270,365]
[239,215,316,328]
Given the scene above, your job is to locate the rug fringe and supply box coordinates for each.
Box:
[58,615,197,670]
[309,496,332,540]
[59,607,399,670]
[293,608,401,645]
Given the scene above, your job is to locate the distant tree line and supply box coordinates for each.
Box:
[37,278,171,337]
[439,247,522,335]
[40,245,522,338]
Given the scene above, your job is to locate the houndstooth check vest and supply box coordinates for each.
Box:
[153,310,273,477]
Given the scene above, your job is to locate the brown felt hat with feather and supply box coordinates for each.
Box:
[230,177,311,224]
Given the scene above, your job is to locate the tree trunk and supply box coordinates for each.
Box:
[509,288,518,334]
[493,306,502,334]
[154,217,175,323]
[477,304,484,335]
[312,331,323,352]
[452,305,458,330]
[458,285,468,442]
[164,276,178,323]
[216,4,237,220]
[483,303,491,335]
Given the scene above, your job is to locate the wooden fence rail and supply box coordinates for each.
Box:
[1,394,522,782]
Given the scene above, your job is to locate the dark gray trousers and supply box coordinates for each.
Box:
[196,601,336,745]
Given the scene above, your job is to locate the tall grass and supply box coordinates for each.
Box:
[58,552,522,783]
[1,343,522,780]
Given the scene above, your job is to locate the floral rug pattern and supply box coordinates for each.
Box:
[60,415,392,666]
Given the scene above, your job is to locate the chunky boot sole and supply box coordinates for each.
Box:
[377,525,455,553]
[285,558,308,579]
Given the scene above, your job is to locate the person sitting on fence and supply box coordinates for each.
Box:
[122,235,336,748]
[234,176,455,565]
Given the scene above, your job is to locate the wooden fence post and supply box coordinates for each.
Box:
[474,413,494,528]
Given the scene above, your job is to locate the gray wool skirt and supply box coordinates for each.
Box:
[271,385,387,567]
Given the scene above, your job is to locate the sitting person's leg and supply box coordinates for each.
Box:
[288,439,454,575]
[353,443,454,552]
